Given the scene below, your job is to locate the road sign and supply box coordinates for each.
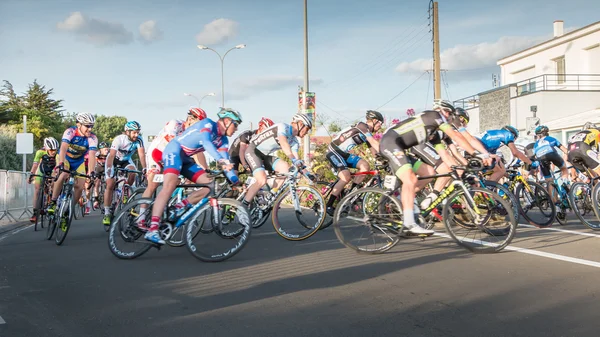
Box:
[16,133,34,154]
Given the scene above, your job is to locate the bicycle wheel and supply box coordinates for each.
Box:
[34,187,45,231]
[55,197,74,246]
[333,187,402,254]
[314,181,334,230]
[443,187,517,253]
[73,198,81,220]
[483,181,520,234]
[271,185,325,241]
[570,182,600,230]
[515,181,555,228]
[186,198,252,262]
[108,198,154,259]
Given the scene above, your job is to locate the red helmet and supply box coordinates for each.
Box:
[258,117,274,129]
[188,107,207,120]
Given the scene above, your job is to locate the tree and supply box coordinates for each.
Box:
[89,115,128,143]
[0,124,33,171]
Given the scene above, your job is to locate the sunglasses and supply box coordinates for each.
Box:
[231,120,240,127]
[83,124,94,128]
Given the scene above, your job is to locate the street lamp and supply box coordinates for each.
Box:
[196,44,246,106]
[183,92,215,106]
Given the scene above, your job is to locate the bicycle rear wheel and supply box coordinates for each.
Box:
[515,181,555,227]
[186,198,252,262]
[313,181,334,230]
[570,182,600,230]
[34,188,45,231]
[108,198,154,259]
[333,187,402,254]
[55,197,74,246]
[271,185,325,241]
[443,187,517,253]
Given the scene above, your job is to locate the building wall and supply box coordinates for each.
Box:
[465,106,480,135]
[500,25,600,85]
[478,86,511,132]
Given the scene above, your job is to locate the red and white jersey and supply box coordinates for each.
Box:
[149,119,186,153]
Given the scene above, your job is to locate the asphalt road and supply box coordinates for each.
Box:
[1,210,600,337]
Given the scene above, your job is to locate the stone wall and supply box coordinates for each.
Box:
[478,86,511,131]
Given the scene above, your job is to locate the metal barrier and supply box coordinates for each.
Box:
[0,170,34,223]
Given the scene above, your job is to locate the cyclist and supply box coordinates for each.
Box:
[229,117,275,174]
[103,121,147,225]
[141,107,207,206]
[324,110,384,216]
[567,122,600,178]
[49,112,98,220]
[478,125,532,182]
[88,142,109,211]
[243,113,315,210]
[379,101,490,235]
[145,108,242,244]
[28,137,59,223]
[533,125,571,202]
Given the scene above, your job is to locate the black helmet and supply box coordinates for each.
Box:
[455,107,469,123]
[366,110,384,122]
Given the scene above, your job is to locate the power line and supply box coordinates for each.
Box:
[425,66,432,109]
[442,70,452,101]
[376,71,428,110]
[316,100,351,121]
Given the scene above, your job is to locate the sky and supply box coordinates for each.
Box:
[1,0,600,138]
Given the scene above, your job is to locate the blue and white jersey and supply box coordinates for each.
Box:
[250,123,299,155]
[479,129,516,153]
[534,136,562,157]
[173,118,229,160]
[110,134,144,161]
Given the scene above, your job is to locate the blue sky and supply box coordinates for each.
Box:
[1,0,599,138]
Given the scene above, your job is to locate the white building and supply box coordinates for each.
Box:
[456,20,600,144]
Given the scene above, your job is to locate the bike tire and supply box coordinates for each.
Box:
[314,181,334,230]
[108,198,154,259]
[34,187,45,231]
[515,181,555,228]
[569,182,600,230]
[271,185,325,241]
[443,187,517,253]
[483,181,520,234]
[55,197,74,246]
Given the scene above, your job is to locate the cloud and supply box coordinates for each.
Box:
[195,18,239,46]
[57,12,133,46]
[228,75,324,101]
[139,20,163,43]
[395,35,547,80]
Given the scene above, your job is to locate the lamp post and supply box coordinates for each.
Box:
[197,44,246,107]
[183,92,215,106]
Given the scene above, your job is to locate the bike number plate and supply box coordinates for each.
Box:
[153,174,164,183]
[383,175,398,190]
[245,176,255,185]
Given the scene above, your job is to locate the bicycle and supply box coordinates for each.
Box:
[570,171,600,230]
[505,165,556,228]
[333,160,517,254]
[108,171,252,262]
[31,173,54,232]
[46,168,91,246]
[543,169,575,225]
[104,167,143,231]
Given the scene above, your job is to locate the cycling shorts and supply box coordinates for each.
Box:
[162,141,206,182]
[537,151,565,179]
[245,149,280,174]
[325,144,362,173]
[568,141,600,172]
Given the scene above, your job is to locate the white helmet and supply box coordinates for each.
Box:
[43,137,59,150]
[76,112,96,125]
[292,113,313,128]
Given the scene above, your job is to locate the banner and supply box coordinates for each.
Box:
[298,91,317,136]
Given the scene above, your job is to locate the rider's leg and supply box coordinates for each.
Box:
[489,160,506,182]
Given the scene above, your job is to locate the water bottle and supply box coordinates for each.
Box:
[225,170,239,184]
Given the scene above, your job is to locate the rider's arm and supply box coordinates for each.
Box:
[106,149,117,175]
[442,125,478,155]
[87,150,97,176]
[277,135,295,159]
[448,143,468,165]
[58,142,69,166]
[366,136,380,154]
[30,157,39,175]
[137,146,147,169]
[459,130,490,155]
[239,142,249,168]
[194,152,210,169]
[507,143,532,165]
[198,130,229,162]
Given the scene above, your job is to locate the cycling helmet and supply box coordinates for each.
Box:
[432,99,456,114]
[188,107,207,120]
[43,137,59,150]
[534,125,549,135]
[98,142,109,149]
[455,107,470,124]
[76,112,95,125]
[124,121,141,131]
[292,113,313,128]
[217,108,243,124]
[503,125,519,139]
[258,117,274,129]
[582,122,597,131]
[366,110,384,122]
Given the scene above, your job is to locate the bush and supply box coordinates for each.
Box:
[0,124,33,171]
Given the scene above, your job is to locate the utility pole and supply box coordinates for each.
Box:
[432,1,442,100]
[302,0,310,164]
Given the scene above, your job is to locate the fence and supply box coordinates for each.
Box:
[0,170,34,223]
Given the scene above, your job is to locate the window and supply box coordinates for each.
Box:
[554,56,566,84]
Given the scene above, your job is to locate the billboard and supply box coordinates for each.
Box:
[298,91,316,136]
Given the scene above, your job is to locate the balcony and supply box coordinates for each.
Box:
[514,74,600,97]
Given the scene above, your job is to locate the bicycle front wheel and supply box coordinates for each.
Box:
[515,181,555,228]
[108,198,154,259]
[443,187,517,254]
[55,197,74,246]
[186,198,252,262]
[570,182,600,230]
[333,187,402,254]
[271,185,325,241]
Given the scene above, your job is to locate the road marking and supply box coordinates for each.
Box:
[0,224,34,242]
[435,233,600,269]
[519,223,600,238]
[0,315,5,324]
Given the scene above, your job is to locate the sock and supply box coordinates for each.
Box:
[175,198,190,210]
[242,199,251,207]
[326,195,338,208]
[149,216,160,231]
[104,206,111,215]
[86,200,91,207]
[403,208,415,228]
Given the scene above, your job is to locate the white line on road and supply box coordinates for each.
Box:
[0,315,6,324]
[436,233,600,269]
[0,224,34,242]
[519,223,600,238]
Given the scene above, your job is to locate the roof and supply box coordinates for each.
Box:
[544,108,600,130]
[497,20,600,65]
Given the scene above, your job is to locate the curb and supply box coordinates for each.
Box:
[0,220,32,235]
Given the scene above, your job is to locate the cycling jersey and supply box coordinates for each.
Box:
[567,129,600,150]
[111,134,144,161]
[568,142,600,172]
[229,129,255,170]
[33,150,57,181]
[61,126,98,167]
[479,129,515,153]
[249,123,299,155]
[533,136,562,157]
[147,119,186,173]
[332,122,372,152]
[384,110,451,149]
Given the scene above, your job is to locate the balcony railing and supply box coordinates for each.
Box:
[514,74,600,96]
[453,94,480,110]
